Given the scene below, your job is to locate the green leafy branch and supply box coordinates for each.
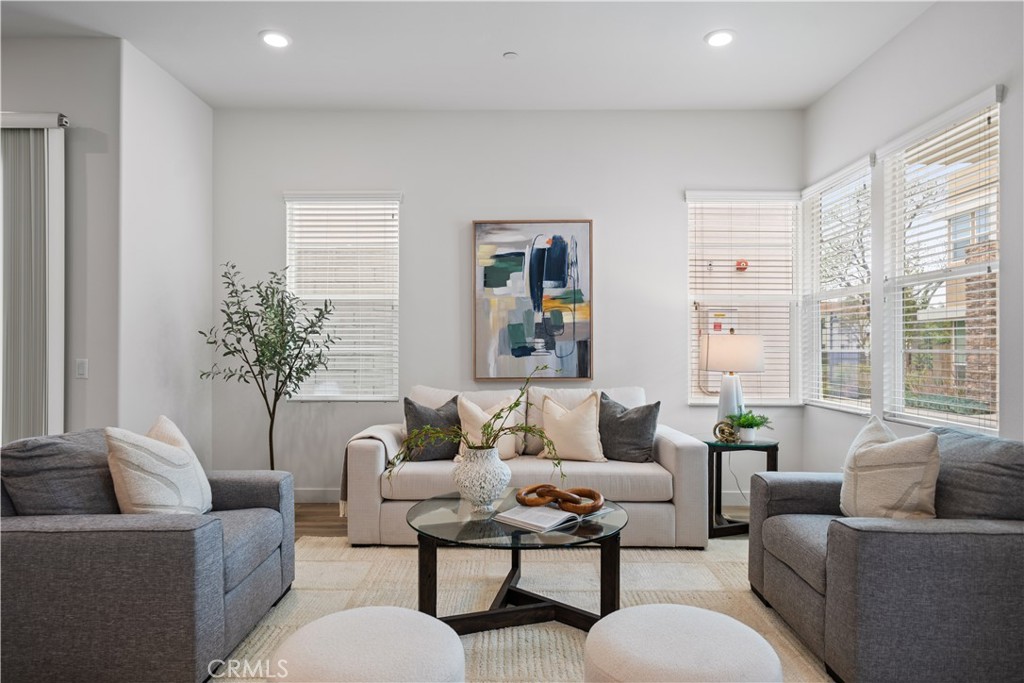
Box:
[387,366,565,481]
[200,262,335,469]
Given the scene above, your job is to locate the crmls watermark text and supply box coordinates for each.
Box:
[208,659,288,679]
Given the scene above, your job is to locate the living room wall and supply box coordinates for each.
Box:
[1,38,214,460]
[2,38,122,432]
[212,110,805,501]
[119,42,214,459]
[801,1,1024,470]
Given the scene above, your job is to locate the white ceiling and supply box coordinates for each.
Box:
[1,1,932,110]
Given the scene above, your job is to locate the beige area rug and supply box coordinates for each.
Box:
[224,536,827,682]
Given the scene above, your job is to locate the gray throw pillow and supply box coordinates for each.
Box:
[404,396,461,461]
[599,392,660,463]
[1,428,120,515]
[930,427,1024,520]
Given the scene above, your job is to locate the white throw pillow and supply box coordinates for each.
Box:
[105,415,213,514]
[840,416,940,519]
[537,393,607,462]
[457,395,522,460]
[524,386,646,454]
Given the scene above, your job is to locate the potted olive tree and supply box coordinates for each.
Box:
[200,263,335,470]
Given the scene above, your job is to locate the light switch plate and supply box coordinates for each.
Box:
[75,358,89,379]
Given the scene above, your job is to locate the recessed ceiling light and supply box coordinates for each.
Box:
[503,51,519,60]
[260,30,292,48]
[704,30,735,48]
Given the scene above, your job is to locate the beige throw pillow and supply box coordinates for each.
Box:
[457,395,521,460]
[537,393,607,462]
[840,416,940,519]
[105,415,213,514]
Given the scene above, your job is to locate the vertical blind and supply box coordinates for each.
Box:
[2,125,65,440]
[802,164,872,411]
[687,195,799,403]
[882,105,999,430]
[285,192,401,401]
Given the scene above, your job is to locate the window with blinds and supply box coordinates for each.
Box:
[882,104,999,430]
[802,164,872,411]
[285,192,400,401]
[687,195,799,404]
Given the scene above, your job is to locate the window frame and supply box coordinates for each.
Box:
[801,161,874,415]
[284,190,402,402]
[685,191,802,407]
[879,97,1000,433]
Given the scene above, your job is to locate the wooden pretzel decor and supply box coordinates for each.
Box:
[516,484,605,515]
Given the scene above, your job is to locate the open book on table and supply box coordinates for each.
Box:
[493,504,611,532]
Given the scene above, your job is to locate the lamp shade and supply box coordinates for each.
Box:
[699,334,765,373]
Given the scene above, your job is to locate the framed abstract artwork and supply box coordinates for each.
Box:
[474,220,593,380]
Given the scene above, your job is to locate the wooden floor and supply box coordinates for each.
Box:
[295,503,347,538]
[294,503,750,539]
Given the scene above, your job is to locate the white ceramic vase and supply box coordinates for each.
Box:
[738,427,758,442]
[452,447,511,512]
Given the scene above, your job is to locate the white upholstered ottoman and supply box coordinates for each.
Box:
[584,604,782,682]
[274,606,465,682]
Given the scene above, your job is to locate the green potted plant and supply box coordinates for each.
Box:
[726,410,773,442]
[200,262,335,470]
[389,366,563,512]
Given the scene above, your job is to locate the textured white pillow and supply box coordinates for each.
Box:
[457,395,522,460]
[537,393,607,462]
[840,416,939,519]
[105,415,213,514]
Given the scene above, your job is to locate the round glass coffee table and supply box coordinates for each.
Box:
[408,487,628,635]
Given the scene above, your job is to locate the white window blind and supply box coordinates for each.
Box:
[802,164,872,412]
[687,195,800,404]
[285,192,400,401]
[882,104,999,430]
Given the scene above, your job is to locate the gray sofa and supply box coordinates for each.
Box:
[748,426,1024,682]
[1,429,295,683]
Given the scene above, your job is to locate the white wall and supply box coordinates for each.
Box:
[802,2,1024,471]
[213,110,805,501]
[1,38,122,431]
[119,42,214,461]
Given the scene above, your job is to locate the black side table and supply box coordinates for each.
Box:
[704,439,779,538]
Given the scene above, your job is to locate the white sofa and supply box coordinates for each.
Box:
[344,385,710,548]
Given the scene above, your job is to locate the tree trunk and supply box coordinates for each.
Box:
[268,412,276,470]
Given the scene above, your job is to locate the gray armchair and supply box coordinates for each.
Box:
[748,428,1024,683]
[1,429,294,683]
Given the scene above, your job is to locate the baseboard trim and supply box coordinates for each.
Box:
[295,488,340,504]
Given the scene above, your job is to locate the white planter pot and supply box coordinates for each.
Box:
[452,447,511,512]
[738,427,758,442]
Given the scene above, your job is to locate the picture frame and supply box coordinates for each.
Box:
[473,219,593,380]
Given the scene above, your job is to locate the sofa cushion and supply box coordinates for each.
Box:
[931,427,1024,520]
[207,508,283,592]
[404,397,460,461]
[407,386,524,452]
[537,394,606,462]
[600,392,660,463]
[457,395,522,460]
[105,416,213,515]
[524,386,646,454]
[840,416,939,519]
[761,514,835,595]
[1,428,120,515]
[382,456,673,502]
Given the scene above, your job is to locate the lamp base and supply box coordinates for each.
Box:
[717,373,745,422]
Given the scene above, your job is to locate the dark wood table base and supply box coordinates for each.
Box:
[417,532,621,635]
[707,442,779,539]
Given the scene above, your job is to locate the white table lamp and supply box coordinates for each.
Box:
[699,330,765,422]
